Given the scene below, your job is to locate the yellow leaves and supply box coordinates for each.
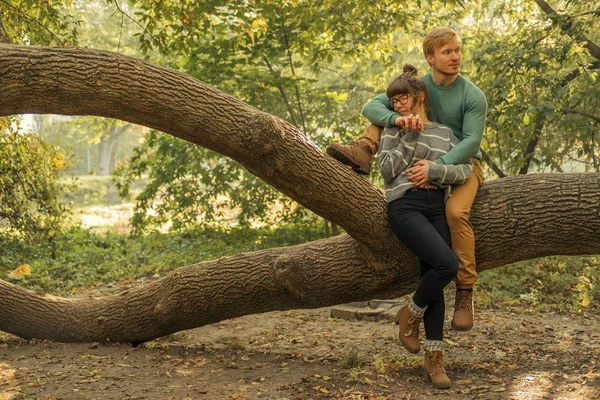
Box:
[251,18,268,32]
[523,113,530,125]
[8,264,32,280]
[248,18,268,45]
[312,385,329,393]
[53,151,66,171]
[0,362,17,385]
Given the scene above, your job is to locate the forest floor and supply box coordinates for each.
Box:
[1,284,599,400]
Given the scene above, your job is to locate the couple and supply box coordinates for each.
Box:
[327,27,487,388]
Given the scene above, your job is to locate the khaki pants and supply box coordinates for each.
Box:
[446,159,483,288]
[358,124,484,288]
[358,124,383,154]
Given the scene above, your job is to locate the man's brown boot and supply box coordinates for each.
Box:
[397,305,421,354]
[423,350,451,389]
[326,141,373,175]
[452,289,474,331]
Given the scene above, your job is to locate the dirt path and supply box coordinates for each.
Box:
[1,289,599,400]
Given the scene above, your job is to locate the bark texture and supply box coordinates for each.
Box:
[0,45,599,343]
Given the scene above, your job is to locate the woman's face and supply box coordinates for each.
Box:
[390,93,416,116]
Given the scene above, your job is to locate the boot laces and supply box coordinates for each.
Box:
[428,351,446,375]
[404,315,419,336]
[346,141,361,149]
[456,290,473,313]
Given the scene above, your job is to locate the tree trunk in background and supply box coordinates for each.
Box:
[0,20,11,44]
[97,122,127,175]
[0,44,599,343]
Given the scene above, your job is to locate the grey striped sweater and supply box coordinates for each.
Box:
[377,123,473,203]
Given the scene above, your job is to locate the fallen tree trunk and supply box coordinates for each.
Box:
[0,44,599,343]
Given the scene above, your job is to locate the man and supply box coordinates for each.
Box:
[326,27,487,331]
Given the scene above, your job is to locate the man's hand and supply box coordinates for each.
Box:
[394,114,424,132]
[407,160,434,187]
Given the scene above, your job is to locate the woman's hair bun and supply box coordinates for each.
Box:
[402,64,418,75]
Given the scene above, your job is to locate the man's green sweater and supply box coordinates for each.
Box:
[361,74,487,165]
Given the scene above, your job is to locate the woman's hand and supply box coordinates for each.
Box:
[407,160,434,187]
[394,114,424,132]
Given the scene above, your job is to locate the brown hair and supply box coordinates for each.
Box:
[386,64,428,108]
[422,27,461,59]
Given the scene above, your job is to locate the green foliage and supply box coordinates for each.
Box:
[478,256,600,313]
[113,130,318,232]
[0,0,80,45]
[0,118,73,238]
[0,222,325,294]
[112,0,468,231]
[468,0,600,175]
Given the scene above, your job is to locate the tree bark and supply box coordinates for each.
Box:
[1,44,599,343]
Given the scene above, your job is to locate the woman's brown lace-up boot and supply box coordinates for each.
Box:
[423,349,451,389]
[397,305,421,353]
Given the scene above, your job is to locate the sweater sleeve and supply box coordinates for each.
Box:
[429,130,473,185]
[436,87,487,165]
[377,127,418,181]
[361,93,402,128]
[428,162,473,185]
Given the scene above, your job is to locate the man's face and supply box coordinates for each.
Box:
[426,38,461,76]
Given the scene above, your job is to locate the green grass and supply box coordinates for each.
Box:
[0,223,325,295]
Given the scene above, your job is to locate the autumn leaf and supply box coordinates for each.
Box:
[8,264,32,280]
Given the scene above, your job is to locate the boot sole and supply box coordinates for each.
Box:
[451,320,474,331]
[326,146,371,175]
[422,369,451,389]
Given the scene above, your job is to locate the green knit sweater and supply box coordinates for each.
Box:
[377,123,473,203]
[362,74,487,165]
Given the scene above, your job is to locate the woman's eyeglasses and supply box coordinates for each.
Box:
[389,95,409,107]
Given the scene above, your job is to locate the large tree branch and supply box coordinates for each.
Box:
[0,44,599,343]
[0,44,395,258]
[1,172,599,343]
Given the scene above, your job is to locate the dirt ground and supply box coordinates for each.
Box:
[1,287,599,400]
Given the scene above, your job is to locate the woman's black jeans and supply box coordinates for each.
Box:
[388,188,459,341]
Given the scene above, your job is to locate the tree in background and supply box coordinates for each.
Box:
[469,0,600,176]
[0,119,70,238]
[0,0,79,238]
[37,115,142,176]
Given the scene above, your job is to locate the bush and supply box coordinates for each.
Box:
[0,118,72,238]
[0,222,325,294]
[478,256,600,313]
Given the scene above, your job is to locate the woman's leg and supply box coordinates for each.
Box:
[388,191,458,309]
[419,198,454,342]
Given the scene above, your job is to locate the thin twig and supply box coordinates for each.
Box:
[111,0,174,63]
[263,55,298,126]
[0,0,65,45]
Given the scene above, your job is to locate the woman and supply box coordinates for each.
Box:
[377,64,472,389]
